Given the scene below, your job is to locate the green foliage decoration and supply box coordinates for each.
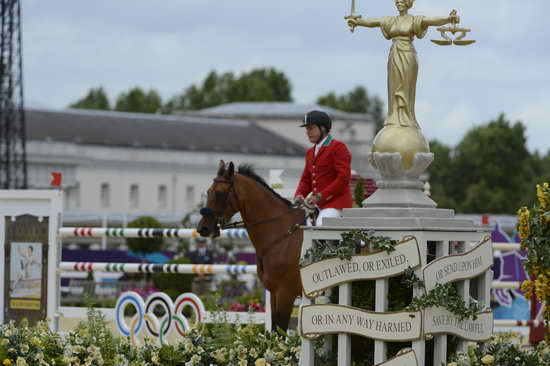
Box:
[300,229,395,266]
[406,282,483,321]
[353,177,365,208]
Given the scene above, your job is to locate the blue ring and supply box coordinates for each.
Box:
[116,294,143,337]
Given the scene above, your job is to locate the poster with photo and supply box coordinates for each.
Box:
[9,242,43,299]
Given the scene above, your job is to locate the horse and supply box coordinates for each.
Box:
[197,160,305,331]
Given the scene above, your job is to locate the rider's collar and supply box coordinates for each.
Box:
[316,134,332,147]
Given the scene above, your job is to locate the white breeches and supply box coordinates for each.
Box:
[307,208,342,227]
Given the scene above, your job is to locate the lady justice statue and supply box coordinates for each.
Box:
[346,0,473,169]
[346,0,474,206]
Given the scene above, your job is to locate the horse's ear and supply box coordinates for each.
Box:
[227,162,235,177]
[217,160,226,176]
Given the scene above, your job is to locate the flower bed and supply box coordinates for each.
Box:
[0,309,300,366]
[0,311,549,365]
[447,333,549,366]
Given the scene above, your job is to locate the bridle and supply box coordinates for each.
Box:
[200,176,306,234]
[199,177,236,229]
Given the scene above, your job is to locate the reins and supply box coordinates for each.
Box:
[203,175,315,248]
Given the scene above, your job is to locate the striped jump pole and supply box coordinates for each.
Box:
[494,319,547,327]
[59,262,257,275]
[59,227,249,239]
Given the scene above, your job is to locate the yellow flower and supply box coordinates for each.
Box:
[481,354,495,365]
[447,363,457,366]
[537,183,549,210]
[517,207,530,239]
[521,280,535,299]
[3,360,12,366]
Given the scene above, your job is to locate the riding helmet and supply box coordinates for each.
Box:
[300,110,332,132]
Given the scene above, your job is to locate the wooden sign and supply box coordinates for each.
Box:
[300,304,422,341]
[300,236,420,298]
[374,349,418,366]
[423,237,492,292]
[423,307,493,341]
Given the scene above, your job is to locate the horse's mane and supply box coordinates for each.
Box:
[237,164,292,207]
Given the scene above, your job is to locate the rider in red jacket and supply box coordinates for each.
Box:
[294,110,353,225]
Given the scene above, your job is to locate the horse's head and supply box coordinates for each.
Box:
[197,160,239,237]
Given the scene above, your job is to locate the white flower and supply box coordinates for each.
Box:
[481,355,495,365]
[190,355,201,362]
[184,342,194,353]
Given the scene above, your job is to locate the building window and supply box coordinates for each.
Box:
[100,183,110,208]
[185,185,195,210]
[64,183,80,210]
[130,184,139,209]
[158,185,168,209]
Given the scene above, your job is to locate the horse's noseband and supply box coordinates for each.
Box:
[200,207,215,217]
[200,177,236,228]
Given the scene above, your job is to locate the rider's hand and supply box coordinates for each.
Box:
[306,193,322,206]
[294,195,305,204]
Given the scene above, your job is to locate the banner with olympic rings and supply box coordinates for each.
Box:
[115,291,206,345]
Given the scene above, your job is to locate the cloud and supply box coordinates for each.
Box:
[21,0,550,152]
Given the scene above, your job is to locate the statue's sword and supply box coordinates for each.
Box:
[344,0,362,32]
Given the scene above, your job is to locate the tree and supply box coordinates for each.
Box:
[115,87,162,114]
[161,68,293,113]
[69,86,110,110]
[316,86,385,132]
[126,216,165,259]
[427,139,458,209]
[449,114,534,213]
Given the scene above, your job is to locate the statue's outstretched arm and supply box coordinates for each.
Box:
[348,17,383,29]
[422,10,460,28]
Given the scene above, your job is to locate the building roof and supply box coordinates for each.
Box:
[191,102,372,122]
[25,108,306,156]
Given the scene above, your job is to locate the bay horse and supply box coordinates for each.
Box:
[197,161,305,331]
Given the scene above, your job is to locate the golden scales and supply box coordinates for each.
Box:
[431,10,476,46]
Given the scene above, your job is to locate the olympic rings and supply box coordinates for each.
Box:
[115,291,206,345]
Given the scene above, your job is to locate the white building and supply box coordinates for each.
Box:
[190,102,376,176]
[25,108,307,228]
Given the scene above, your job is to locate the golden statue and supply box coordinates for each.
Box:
[346,0,474,169]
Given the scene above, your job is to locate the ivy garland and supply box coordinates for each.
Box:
[300,229,394,266]
[300,229,484,320]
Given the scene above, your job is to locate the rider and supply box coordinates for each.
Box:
[294,110,353,226]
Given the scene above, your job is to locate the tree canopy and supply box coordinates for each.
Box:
[161,68,293,113]
[316,86,385,132]
[69,86,110,110]
[115,87,162,114]
[428,114,545,214]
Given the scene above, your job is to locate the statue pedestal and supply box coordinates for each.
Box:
[298,152,492,366]
[364,152,436,209]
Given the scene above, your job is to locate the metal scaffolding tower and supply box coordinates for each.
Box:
[0,0,27,189]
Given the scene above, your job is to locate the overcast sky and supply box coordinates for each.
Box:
[22,1,550,153]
